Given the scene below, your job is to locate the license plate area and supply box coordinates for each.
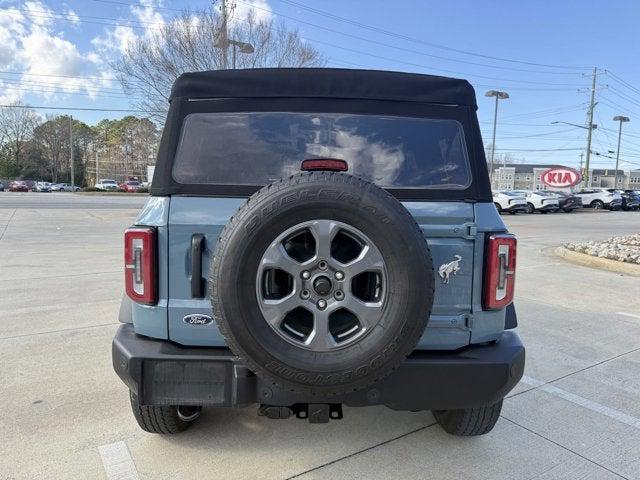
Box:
[142,360,230,406]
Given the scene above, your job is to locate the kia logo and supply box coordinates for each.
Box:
[541,167,582,188]
[182,314,213,326]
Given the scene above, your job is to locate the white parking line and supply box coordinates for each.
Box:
[98,441,140,480]
[521,376,640,430]
[616,312,640,320]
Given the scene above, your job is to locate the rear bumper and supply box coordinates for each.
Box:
[113,324,525,411]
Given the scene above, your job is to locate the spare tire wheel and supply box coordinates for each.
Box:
[210,172,434,395]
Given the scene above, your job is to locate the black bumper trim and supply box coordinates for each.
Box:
[505,204,527,212]
[113,324,525,411]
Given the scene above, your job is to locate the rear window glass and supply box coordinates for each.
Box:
[172,112,471,189]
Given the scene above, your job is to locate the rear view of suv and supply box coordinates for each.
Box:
[112,69,524,437]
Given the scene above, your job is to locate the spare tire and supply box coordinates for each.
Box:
[210,172,434,395]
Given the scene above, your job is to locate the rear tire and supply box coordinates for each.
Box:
[434,400,503,436]
[525,203,535,214]
[494,203,503,214]
[591,200,604,210]
[129,392,202,434]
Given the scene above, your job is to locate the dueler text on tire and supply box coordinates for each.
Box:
[210,172,434,395]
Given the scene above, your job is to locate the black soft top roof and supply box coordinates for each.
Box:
[170,68,477,108]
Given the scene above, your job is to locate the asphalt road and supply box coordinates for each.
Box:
[1,193,640,479]
[0,191,147,209]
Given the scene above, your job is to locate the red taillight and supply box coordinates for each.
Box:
[124,227,157,305]
[483,234,517,310]
[301,158,348,172]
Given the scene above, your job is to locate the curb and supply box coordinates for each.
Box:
[555,246,640,277]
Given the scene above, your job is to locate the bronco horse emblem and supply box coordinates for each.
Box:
[438,255,462,284]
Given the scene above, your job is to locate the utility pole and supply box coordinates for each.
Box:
[95,148,99,185]
[69,115,75,191]
[579,152,584,172]
[220,0,229,69]
[613,115,630,190]
[583,67,598,188]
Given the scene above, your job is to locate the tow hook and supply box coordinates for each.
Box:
[258,403,343,423]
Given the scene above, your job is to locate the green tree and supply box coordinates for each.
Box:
[0,102,40,178]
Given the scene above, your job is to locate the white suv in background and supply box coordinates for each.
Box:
[493,191,527,214]
[95,179,119,191]
[573,188,622,210]
[515,190,560,214]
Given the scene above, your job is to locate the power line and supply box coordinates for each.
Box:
[0,85,137,101]
[273,0,591,71]
[0,70,115,82]
[15,5,588,88]
[493,147,584,152]
[605,70,640,97]
[0,77,131,96]
[500,103,588,120]
[0,104,160,113]
[607,87,640,110]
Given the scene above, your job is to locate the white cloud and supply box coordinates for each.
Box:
[92,24,137,55]
[65,9,80,27]
[131,0,165,28]
[229,0,273,24]
[0,0,114,102]
[91,0,165,55]
[0,9,27,67]
[23,0,55,28]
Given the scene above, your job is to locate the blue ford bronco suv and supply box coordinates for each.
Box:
[113,68,524,436]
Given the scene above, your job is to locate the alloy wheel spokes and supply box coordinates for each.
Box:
[256,220,387,352]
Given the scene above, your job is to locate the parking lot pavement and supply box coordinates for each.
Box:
[1,197,639,480]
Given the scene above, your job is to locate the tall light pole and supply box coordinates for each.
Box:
[485,90,509,187]
[613,115,630,190]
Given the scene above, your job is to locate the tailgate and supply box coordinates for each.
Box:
[167,197,477,350]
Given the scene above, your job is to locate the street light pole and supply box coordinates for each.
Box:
[484,90,509,188]
[613,115,630,190]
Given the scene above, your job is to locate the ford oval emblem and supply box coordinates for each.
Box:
[182,314,213,326]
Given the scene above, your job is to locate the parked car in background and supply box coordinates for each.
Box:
[516,190,560,213]
[33,181,52,192]
[95,179,119,191]
[553,191,582,213]
[8,181,29,192]
[118,180,141,192]
[493,191,527,214]
[573,188,622,210]
[51,183,81,192]
[611,190,639,211]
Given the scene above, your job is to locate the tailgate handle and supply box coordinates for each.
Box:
[191,234,205,298]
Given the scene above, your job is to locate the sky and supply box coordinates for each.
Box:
[2,0,640,171]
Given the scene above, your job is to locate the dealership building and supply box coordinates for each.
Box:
[490,163,640,191]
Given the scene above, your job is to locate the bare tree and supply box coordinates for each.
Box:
[0,102,40,177]
[112,6,326,122]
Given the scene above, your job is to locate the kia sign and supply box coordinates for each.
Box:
[541,167,582,188]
